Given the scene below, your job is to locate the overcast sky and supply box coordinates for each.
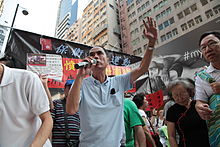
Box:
[0,0,89,37]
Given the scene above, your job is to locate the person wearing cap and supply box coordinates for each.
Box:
[0,63,53,147]
[66,17,158,147]
[51,79,80,147]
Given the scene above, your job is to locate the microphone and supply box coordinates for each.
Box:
[74,59,97,69]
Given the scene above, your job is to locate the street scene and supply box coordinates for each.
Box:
[0,0,220,146]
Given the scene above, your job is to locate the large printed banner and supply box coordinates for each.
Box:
[136,17,220,95]
[5,29,140,91]
[5,29,141,69]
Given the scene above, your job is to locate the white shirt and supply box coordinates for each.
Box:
[0,65,51,147]
[139,109,151,128]
[195,64,220,102]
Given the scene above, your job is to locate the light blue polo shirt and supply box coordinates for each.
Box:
[79,72,132,147]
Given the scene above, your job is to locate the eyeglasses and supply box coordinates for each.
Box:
[199,40,219,51]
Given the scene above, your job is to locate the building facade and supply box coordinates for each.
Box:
[65,0,122,52]
[55,0,78,39]
[118,0,220,56]
[64,18,82,43]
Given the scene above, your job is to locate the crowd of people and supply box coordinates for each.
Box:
[0,16,220,147]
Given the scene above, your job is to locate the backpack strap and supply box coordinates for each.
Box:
[196,69,215,83]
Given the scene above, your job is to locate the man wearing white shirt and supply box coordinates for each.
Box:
[0,63,53,147]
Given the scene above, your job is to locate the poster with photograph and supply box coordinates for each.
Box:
[27,53,63,81]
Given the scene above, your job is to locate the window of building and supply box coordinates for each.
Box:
[109,4,114,9]
[164,20,169,28]
[142,34,146,40]
[161,10,166,17]
[156,14,161,20]
[169,17,175,24]
[136,0,143,5]
[190,4,197,12]
[143,44,148,50]
[139,15,143,21]
[194,15,203,24]
[153,4,159,11]
[174,1,180,9]
[158,1,163,8]
[94,1,99,7]
[127,0,134,5]
[200,0,208,6]
[180,0,186,4]
[166,31,172,39]
[166,7,172,15]
[140,24,144,31]
[213,4,220,14]
[132,37,140,46]
[205,9,214,18]
[172,28,178,36]
[146,1,150,7]
[128,3,135,12]
[158,24,163,30]
[133,50,138,55]
[161,35,166,42]
[143,9,151,19]
[177,12,184,19]
[137,47,142,54]
[181,23,188,31]
[187,19,195,28]
[184,8,191,16]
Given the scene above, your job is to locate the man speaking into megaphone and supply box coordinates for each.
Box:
[66,17,158,147]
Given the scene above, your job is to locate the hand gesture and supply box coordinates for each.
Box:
[143,17,158,47]
[195,101,212,120]
[76,57,95,78]
[210,81,220,94]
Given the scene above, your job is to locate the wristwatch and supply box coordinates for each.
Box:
[148,46,155,50]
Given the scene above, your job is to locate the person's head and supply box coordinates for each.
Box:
[199,31,220,64]
[158,110,164,117]
[167,78,194,106]
[149,61,160,76]
[132,93,148,110]
[89,46,109,71]
[64,79,74,97]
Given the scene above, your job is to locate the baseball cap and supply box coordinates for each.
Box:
[65,79,75,86]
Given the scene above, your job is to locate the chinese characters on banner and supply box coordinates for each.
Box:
[145,90,163,111]
[27,54,133,89]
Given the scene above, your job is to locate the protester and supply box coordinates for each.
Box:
[0,63,53,147]
[132,93,156,147]
[166,78,210,147]
[195,31,220,147]
[124,98,146,147]
[151,109,165,132]
[66,17,157,146]
[51,79,80,147]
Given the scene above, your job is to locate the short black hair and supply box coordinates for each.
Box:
[132,93,145,109]
[199,31,220,45]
